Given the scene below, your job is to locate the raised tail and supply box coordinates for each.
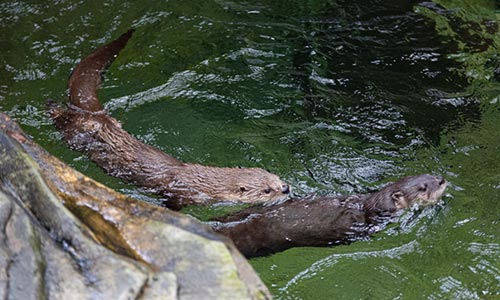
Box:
[68,29,134,112]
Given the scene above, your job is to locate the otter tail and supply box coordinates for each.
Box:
[68,29,134,112]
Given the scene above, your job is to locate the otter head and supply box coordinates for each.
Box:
[231,167,291,204]
[183,165,290,204]
[366,174,447,213]
[386,174,447,210]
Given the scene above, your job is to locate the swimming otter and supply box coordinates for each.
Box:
[51,30,290,210]
[211,174,447,257]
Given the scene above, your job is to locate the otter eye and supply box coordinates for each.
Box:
[418,184,427,192]
[263,188,272,194]
[240,186,248,192]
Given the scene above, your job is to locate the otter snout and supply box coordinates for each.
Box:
[436,176,446,186]
[282,184,290,194]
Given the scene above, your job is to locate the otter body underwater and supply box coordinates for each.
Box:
[51,30,290,210]
[212,174,447,257]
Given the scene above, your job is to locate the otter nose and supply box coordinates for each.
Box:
[436,176,446,185]
[281,185,290,194]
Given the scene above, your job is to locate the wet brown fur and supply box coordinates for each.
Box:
[211,174,447,257]
[51,30,289,210]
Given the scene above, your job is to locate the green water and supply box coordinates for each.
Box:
[1,0,500,299]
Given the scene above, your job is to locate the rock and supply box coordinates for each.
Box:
[0,112,270,300]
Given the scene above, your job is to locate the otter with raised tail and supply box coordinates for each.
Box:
[51,30,290,209]
[211,174,447,257]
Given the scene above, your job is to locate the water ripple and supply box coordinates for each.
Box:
[105,70,212,111]
[468,242,500,256]
[0,1,42,24]
[106,46,286,112]
[279,240,419,293]
[430,276,480,300]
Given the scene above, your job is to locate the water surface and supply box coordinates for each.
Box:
[1,0,500,299]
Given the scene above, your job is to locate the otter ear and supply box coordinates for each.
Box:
[392,192,407,209]
[239,186,248,193]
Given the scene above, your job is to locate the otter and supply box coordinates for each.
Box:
[211,174,447,257]
[51,30,290,210]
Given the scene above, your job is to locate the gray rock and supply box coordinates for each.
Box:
[0,112,270,300]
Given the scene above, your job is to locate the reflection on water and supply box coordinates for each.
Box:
[1,0,500,299]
